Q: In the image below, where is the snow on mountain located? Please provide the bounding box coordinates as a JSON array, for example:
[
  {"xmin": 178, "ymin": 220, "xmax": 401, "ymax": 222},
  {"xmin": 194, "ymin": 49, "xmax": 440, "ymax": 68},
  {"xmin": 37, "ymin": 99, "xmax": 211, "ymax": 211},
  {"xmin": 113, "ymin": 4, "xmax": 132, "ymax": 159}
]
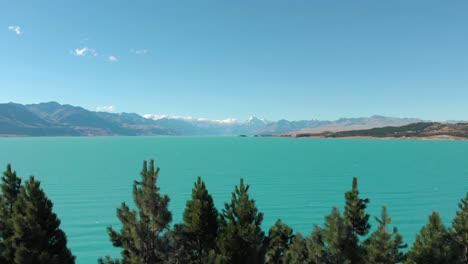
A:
[
  {"xmin": 0, "ymin": 102, "xmax": 426, "ymax": 136},
  {"xmin": 143, "ymin": 114, "xmax": 237, "ymax": 124}
]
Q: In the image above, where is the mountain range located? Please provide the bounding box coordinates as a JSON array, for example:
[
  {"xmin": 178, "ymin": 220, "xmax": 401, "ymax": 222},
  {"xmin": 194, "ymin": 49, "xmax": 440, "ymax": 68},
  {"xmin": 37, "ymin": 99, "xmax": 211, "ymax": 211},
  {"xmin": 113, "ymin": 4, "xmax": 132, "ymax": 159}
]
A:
[{"xmin": 0, "ymin": 102, "xmax": 423, "ymax": 137}]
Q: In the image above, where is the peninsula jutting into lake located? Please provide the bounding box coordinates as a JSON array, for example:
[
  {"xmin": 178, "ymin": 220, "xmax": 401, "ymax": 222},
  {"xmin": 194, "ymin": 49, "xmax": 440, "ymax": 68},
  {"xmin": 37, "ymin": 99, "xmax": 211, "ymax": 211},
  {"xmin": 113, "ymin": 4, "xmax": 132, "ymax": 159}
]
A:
[{"xmin": 275, "ymin": 122, "xmax": 468, "ymax": 140}]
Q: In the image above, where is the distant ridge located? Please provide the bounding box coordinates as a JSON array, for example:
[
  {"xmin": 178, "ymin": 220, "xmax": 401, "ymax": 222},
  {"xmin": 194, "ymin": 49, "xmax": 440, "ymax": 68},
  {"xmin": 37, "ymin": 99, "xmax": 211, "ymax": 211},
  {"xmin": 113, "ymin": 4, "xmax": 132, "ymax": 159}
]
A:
[
  {"xmin": 283, "ymin": 122, "xmax": 468, "ymax": 140},
  {"xmin": 0, "ymin": 101, "xmax": 424, "ymax": 137}
]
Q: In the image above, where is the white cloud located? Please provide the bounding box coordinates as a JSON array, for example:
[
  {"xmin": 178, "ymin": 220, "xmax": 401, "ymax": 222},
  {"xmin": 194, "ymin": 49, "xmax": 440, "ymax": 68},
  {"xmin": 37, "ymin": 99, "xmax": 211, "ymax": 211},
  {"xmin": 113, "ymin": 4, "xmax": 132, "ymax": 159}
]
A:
[
  {"xmin": 8, "ymin": 25, "xmax": 22, "ymax": 35},
  {"xmin": 143, "ymin": 114, "xmax": 237, "ymax": 124},
  {"xmin": 130, "ymin": 49, "xmax": 149, "ymax": 55},
  {"xmin": 108, "ymin": 55, "xmax": 118, "ymax": 62},
  {"xmin": 74, "ymin": 47, "xmax": 98, "ymax": 57},
  {"xmin": 96, "ymin": 106, "xmax": 117, "ymax": 112}
]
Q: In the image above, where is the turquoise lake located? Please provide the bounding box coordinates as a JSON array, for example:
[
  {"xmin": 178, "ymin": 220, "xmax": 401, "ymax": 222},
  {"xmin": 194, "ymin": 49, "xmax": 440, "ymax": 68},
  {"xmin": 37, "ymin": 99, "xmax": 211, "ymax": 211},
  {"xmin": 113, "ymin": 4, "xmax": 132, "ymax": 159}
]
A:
[{"xmin": 0, "ymin": 137, "xmax": 467, "ymax": 263}]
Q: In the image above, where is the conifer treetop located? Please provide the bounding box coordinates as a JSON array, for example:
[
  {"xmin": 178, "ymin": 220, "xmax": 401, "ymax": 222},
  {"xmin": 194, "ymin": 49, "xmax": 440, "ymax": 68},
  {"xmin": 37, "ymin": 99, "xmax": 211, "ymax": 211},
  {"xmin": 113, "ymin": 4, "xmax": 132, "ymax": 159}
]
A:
[{"xmin": 344, "ymin": 177, "xmax": 370, "ymax": 236}]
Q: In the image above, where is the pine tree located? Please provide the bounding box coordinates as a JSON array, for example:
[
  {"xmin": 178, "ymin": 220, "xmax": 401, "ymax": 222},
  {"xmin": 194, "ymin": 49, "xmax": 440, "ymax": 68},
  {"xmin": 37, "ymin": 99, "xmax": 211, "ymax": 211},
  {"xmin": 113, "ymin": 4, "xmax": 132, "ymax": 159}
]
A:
[
  {"xmin": 282, "ymin": 233, "xmax": 309, "ymax": 264},
  {"xmin": 0, "ymin": 164, "xmax": 22, "ymax": 262},
  {"xmin": 163, "ymin": 224, "xmax": 191, "ymax": 264},
  {"xmin": 343, "ymin": 177, "xmax": 370, "ymax": 263},
  {"xmin": 0, "ymin": 164, "xmax": 21, "ymax": 214},
  {"xmin": 177, "ymin": 176, "xmax": 218, "ymax": 264},
  {"xmin": 322, "ymin": 207, "xmax": 353, "ymax": 264},
  {"xmin": 105, "ymin": 160, "xmax": 172, "ymax": 264},
  {"xmin": 344, "ymin": 177, "xmax": 371, "ymax": 236},
  {"xmin": 215, "ymin": 178, "xmax": 265, "ymax": 264},
  {"xmin": 406, "ymin": 211, "xmax": 458, "ymax": 264},
  {"xmin": 364, "ymin": 206, "xmax": 406, "ymax": 264},
  {"xmin": 306, "ymin": 225, "xmax": 326, "ymax": 264},
  {"xmin": 98, "ymin": 256, "xmax": 121, "ymax": 264},
  {"xmin": 265, "ymin": 219, "xmax": 293, "ymax": 264},
  {"xmin": 10, "ymin": 176, "xmax": 75, "ymax": 264},
  {"xmin": 390, "ymin": 228, "xmax": 406, "ymax": 263},
  {"xmin": 451, "ymin": 192, "xmax": 468, "ymax": 263}
]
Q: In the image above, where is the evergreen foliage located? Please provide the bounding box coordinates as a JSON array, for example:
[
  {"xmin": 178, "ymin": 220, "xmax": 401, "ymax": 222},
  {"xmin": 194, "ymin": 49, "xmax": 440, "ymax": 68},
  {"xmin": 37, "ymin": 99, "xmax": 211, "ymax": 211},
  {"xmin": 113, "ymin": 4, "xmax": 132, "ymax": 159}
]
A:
[
  {"xmin": 364, "ymin": 206, "xmax": 406, "ymax": 264},
  {"xmin": 305, "ymin": 225, "xmax": 326, "ymax": 264},
  {"xmin": 451, "ymin": 193, "xmax": 468, "ymax": 263},
  {"xmin": 343, "ymin": 177, "xmax": 371, "ymax": 263},
  {"xmin": 344, "ymin": 177, "xmax": 371, "ymax": 236},
  {"xmin": 105, "ymin": 160, "xmax": 172, "ymax": 264},
  {"xmin": 406, "ymin": 212, "xmax": 459, "ymax": 264},
  {"xmin": 11, "ymin": 176, "xmax": 75, "ymax": 264},
  {"xmin": 163, "ymin": 224, "xmax": 191, "ymax": 264},
  {"xmin": 177, "ymin": 176, "xmax": 218, "ymax": 264},
  {"xmin": 265, "ymin": 219, "xmax": 293, "ymax": 264},
  {"xmin": 1, "ymin": 164, "xmax": 21, "ymax": 214},
  {"xmin": 0, "ymin": 164, "xmax": 22, "ymax": 262},
  {"xmin": 98, "ymin": 256, "xmax": 122, "ymax": 264},
  {"xmin": 282, "ymin": 233, "xmax": 308, "ymax": 264},
  {"xmin": 322, "ymin": 207, "xmax": 353, "ymax": 264},
  {"xmin": 214, "ymin": 178, "xmax": 265, "ymax": 264}
]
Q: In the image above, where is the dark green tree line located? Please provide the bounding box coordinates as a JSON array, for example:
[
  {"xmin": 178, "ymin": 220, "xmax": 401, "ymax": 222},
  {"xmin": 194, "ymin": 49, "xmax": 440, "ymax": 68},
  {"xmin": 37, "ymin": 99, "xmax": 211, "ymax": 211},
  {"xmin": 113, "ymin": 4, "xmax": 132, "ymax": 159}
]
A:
[
  {"xmin": 3, "ymin": 161, "xmax": 466, "ymax": 264},
  {"xmin": 101, "ymin": 162, "xmax": 468, "ymax": 263}
]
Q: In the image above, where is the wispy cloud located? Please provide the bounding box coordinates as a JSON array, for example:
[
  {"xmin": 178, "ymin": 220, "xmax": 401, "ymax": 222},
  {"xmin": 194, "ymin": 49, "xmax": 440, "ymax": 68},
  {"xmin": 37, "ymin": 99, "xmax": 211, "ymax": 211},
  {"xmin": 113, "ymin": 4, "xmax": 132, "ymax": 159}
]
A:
[
  {"xmin": 108, "ymin": 55, "xmax": 118, "ymax": 62},
  {"xmin": 130, "ymin": 49, "xmax": 149, "ymax": 55},
  {"xmin": 8, "ymin": 25, "xmax": 22, "ymax": 35},
  {"xmin": 143, "ymin": 114, "xmax": 237, "ymax": 124},
  {"xmin": 74, "ymin": 47, "xmax": 98, "ymax": 57},
  {"xmin": 96, "ymin": 106, "xmax": 117, "ymax": 112}
]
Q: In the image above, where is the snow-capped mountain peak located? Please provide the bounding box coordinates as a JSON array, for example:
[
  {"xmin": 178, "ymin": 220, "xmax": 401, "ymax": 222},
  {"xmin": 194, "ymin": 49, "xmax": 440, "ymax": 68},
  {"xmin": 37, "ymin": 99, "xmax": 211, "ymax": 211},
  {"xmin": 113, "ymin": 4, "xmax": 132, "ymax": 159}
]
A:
[{"xmin": 247, "ymin": 116, "xmax": 268, "ymax": 124}]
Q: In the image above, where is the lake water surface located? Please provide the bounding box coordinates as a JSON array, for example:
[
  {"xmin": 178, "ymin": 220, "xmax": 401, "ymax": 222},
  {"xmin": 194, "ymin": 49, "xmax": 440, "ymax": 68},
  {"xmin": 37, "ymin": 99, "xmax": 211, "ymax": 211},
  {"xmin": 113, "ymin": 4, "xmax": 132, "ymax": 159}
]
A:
[{"xmin": 0, "ymin": 137, "xmax": 467, "ymax": 263}]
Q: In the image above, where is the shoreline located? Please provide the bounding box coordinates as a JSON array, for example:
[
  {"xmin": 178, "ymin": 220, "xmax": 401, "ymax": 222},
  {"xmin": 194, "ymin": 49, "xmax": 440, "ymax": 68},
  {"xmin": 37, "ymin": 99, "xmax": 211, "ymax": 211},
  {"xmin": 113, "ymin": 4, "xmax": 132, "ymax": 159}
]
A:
[
  {"xmin": 1, "ymin": 134, "xmax": 467, "ymax": 141},
  {"xmin": 270, "ymin": 134, "xmax": 468, "ymax": 141}
]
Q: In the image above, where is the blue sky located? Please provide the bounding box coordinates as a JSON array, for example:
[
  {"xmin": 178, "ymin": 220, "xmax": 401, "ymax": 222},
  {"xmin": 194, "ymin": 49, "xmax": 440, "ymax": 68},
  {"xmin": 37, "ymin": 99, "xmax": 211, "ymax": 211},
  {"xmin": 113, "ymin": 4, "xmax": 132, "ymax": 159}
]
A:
[{"xmin": 1, "ymin": 1, "xmax": 467, "ymax": 121}]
